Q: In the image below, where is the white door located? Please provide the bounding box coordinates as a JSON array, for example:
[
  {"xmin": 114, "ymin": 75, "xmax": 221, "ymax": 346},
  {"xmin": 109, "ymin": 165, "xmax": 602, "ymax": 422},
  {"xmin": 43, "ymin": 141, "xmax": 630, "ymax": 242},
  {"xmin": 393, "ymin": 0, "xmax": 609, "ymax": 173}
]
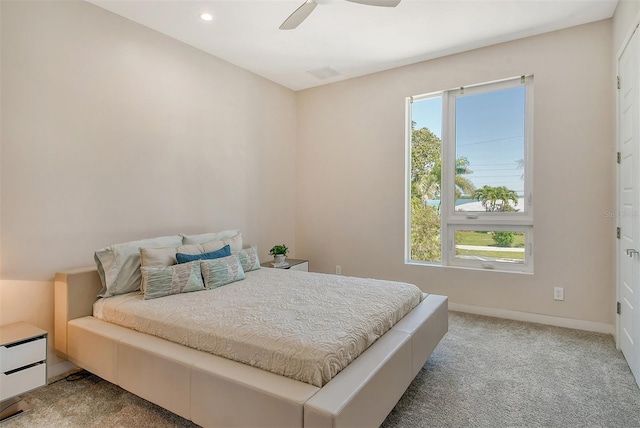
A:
[{"xmin": 618, "ymin": 23, "xmax": 640, "ymax": 386}]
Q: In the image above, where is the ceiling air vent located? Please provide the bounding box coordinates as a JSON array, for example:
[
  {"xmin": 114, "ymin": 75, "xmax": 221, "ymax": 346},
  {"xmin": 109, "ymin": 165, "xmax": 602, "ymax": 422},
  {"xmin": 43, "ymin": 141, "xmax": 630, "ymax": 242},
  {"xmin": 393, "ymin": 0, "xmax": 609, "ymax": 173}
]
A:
[{"xmin": 306, "ymin": 67, "xmax": 341, "ymax": 80}]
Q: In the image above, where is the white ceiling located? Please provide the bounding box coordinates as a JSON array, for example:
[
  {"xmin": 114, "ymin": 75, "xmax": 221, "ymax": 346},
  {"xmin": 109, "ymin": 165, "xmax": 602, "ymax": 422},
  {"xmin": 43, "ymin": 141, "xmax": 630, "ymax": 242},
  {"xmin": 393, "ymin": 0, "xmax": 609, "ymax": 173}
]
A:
[{"xmin": 87, "ymin": 0, "xmax": 618, "ymax": 91}]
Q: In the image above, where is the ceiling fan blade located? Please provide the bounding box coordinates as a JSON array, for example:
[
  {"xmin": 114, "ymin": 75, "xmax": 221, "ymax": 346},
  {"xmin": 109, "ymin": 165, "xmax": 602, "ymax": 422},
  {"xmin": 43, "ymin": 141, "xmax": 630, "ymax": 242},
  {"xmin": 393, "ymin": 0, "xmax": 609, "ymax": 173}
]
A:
[
  {"xmin": 345, "ymin": 0, "xmax": 401, "ymax": 7},
  {"xmin": 279, "ymin": 1, "xmax": 318, "ymax": 30}
]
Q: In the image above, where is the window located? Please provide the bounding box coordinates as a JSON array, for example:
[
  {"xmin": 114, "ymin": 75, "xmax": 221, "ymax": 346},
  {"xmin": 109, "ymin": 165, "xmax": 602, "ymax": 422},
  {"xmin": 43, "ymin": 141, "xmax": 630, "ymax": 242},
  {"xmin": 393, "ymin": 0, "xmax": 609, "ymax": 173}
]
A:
[{"xmin": 406, "ymin": 76, "xmax": 533, "ymax": 272}]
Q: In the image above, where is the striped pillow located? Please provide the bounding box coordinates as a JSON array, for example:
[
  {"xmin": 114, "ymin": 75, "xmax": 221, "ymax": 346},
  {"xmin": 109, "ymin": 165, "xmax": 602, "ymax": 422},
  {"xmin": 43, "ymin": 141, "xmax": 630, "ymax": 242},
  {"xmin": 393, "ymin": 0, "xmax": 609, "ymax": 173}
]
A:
[
  {"xmin": 200, "ymin": 255, "xmax": 245, "ymax": 289},
  {"xmin": 233, "ymin": 246, "xmax": 261, "ymax": 272},
  {"xmin": 141, "ymin": 261, "xmax": 205, "ymax": 300}
]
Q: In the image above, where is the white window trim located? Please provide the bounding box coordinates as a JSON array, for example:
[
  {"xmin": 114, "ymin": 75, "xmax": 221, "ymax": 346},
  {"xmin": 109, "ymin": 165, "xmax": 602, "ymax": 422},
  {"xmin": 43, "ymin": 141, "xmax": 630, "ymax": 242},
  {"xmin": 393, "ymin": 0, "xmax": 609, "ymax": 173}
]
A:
[
  {"xmin": 446, "ymin": 226, "xmax": 534, "ymax": 273},
  {"xmin": 405, "ymin": 75, "xmax": 534, "ymax": 273}
]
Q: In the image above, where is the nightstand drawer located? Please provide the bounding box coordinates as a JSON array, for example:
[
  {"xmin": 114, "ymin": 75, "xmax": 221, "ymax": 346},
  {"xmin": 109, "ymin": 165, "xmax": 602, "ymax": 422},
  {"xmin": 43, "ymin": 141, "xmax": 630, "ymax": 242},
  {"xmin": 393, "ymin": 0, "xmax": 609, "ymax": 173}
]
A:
[
  {"xmin": 0, "ymin": 362, "xmax": 46, "ymax": 401},
  {"xmin": 288, "ymin": 261, "xmax": 309, "ymax": 272},
  {"xmin": 0, "ymin": 337, "xmax": 47, "ymax": 372}
]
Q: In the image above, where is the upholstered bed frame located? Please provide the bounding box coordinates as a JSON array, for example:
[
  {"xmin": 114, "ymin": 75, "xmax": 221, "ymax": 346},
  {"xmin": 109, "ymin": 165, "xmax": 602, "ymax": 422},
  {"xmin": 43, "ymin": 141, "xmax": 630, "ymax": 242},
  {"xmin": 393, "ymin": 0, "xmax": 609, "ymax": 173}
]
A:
[{"xmin": 54, "ymin": 267, "xmax": 448, "ymax": 427}]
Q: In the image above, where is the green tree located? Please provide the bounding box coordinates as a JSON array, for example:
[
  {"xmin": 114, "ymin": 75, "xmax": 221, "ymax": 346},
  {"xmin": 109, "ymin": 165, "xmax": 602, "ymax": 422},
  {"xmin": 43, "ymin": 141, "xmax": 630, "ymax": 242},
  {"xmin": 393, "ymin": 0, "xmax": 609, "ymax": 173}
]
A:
[
  {"xmin": 473, "ymin": 185, "xmax": 519, "ymax": 212},
  {"xmin": 410, "ymin": 197, "xmax": 441, "ymax": 262},
  {"xmin": 410, "ymin": 123, "xmax": 441, "ymax": 201},
  {"xmin": 410, "ymin": 122, "xmax": 475, "ymax": 203},
  {"xmin": 409, "ymin": 123, "xmax": 476, "ymax": 262},
  {"xmin": 409, "ymin": 123, "xmax": 442, "ymax": 262},
  {"xmin": 492, "ymin": 231, "xmax": 515, "ymax": 247}
]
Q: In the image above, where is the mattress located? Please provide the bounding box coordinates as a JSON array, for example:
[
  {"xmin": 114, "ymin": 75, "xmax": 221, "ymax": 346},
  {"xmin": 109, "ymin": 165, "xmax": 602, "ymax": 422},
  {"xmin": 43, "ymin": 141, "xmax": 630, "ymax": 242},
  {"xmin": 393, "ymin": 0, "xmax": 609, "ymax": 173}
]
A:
[{"xmin": 93, "ymin": 268, "xmax": 423, "ymax": 387}]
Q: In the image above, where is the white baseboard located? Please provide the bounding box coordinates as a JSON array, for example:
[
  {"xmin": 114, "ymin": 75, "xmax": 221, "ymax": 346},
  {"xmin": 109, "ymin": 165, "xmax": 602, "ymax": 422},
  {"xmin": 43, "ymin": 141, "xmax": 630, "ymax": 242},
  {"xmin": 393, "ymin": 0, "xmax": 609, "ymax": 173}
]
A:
[
  {"xmin": 48, "ymin": 360, "xmax": 77, "ymax": 381},
  {"xmin": 449, "ymin": 302, "xmax": 615, "ymax": 335}
]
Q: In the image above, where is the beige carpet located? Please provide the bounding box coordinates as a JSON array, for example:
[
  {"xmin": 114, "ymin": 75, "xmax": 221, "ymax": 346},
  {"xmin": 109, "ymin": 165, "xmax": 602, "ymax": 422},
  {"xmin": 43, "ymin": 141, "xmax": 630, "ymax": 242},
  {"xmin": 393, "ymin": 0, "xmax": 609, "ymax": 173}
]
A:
[{"xmin": 3, "ymin": 311, "xmax": 640, "ymax": 428}]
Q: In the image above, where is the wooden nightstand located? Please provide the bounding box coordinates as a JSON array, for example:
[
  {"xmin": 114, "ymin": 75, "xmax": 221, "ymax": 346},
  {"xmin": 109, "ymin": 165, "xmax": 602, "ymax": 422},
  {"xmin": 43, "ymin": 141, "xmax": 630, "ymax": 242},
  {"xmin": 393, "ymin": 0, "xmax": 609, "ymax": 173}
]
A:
[
  {"xmin": 261, "ymin": 258, "xmax": 309, "ymax": 272},
  {"xmin": 0, "ymin": 322, "xmax": 48, "ymax": 421}
]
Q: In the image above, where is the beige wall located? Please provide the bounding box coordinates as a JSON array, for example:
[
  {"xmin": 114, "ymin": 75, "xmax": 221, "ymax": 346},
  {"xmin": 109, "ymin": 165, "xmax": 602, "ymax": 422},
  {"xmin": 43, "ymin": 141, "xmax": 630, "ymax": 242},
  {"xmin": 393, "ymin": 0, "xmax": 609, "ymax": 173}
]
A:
[
  {"xmin": 0, "ymin": 0, "xmax": 297, "ymax": 375},
  {"xmin": 296, "ymin": 20, "xmax": 615, "ymax": 326}
]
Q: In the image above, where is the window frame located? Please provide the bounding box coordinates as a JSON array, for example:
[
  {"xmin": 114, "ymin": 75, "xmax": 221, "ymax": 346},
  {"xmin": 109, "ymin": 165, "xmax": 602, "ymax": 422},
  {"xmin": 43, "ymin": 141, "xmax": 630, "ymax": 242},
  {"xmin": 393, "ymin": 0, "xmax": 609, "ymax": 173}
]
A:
[
  {"xmin": 405, "ymin": 75, "xmax": 534, "ymax": 273},
  {"xmin": 447, "ymin": 225, "xmax": 534, "ymax": 272}
]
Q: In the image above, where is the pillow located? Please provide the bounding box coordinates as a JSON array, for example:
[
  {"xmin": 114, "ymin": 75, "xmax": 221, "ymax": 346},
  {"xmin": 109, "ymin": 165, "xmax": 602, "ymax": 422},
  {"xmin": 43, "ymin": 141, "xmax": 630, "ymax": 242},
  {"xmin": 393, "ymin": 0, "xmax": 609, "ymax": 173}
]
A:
[
  {"xmin": 95, "ymin": 235, "xmax": 183, "ymax": 297},
  {"xmin": 181, "ymin": 229, "xmax": 240, "ymax": 245},
  {"xmin": 233, "ymin": 247, "xmax": 261, "ymax": 272},
  {"xmin": 140, "ymin": 247, "xmax": 178, "ymax": 268},
  {"xmin": 204, "ymin": 233, "xmax": 243, "ymax": 252},
  {"xmin": 200, "ymin": 255, "xmax": 245, "ymax": 289},
  {"xmin": 177, "ymin": 233, "xmax": 243, "ymax": 254},
  {"xmin": 140, "ymin": 234, "xmax": 242, "ymax": 267},
  {"xmin": 138, "ymin": 236, "xmax": 242, "ymax": 294},
  {"xmin": 141, "ymin": 261, "xmax": 205, "ymax": 300},
  {"xmin": 139, "ymin": 246, "xmax": 180, "ymax": 294},
  {"xmin": 176, "ymin": 245, "xmax": 231, "ymax": 264}
]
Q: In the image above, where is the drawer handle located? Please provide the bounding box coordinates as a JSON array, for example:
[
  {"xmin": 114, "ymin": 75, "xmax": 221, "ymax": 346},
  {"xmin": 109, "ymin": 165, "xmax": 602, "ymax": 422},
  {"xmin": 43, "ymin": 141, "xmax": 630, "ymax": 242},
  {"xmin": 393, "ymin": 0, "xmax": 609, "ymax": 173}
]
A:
[
  {"xmin": 4, "ymin": 361, "xmax": 44, "ymax": 376},
  {"xmin": 5, "ymin": 336, "xmax": 45, "ymax": 348}
]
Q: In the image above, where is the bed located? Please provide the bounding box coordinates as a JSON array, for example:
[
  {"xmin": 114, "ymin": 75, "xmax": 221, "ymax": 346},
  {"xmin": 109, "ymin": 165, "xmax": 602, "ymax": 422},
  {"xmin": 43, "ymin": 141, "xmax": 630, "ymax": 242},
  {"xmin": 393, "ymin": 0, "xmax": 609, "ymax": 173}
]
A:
[{"xmin": 53, "ymin": 234, "xmax": 448, "ymax": 427}]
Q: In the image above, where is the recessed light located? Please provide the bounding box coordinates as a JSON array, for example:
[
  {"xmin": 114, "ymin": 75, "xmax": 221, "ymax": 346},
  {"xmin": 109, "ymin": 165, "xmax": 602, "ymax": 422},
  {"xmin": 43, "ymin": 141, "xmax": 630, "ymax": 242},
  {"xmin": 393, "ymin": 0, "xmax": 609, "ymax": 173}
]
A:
[{"xmin": 200, "ymin": 13, "xmax": 213, "ymax": 21}]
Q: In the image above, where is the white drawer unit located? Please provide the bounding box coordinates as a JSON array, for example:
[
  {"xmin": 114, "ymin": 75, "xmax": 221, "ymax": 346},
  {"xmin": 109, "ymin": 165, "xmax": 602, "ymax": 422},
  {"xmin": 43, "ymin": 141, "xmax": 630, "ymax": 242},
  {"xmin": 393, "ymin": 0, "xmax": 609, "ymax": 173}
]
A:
[
  {"xmin": 0, "ymin": 323, "xmax": 47, "ymax": 403},
  {"xmin": 0, "ymin": 363, "xmax": 47, "ymax": 401}
]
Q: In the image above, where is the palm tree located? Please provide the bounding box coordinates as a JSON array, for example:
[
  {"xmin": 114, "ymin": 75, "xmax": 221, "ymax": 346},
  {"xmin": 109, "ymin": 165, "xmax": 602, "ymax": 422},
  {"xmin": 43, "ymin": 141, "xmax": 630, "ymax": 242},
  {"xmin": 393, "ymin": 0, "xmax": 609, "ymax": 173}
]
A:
[
  {"xmin": 414, "ymin": 157, "xmax": 475, "ymax": 206},
  {"xmin": 454, "ymin": 157, "xmax": 475, "ymax": 200},
  {"xmin": 473, "ymin": 185, "xmax": 519, "ymax": 212},
  {"xmin": 516, "ymin": 158, "xmax": 524, "ymax": 180},
  {"xmin": 410, "ymin": 123, "xmax": 476, "ymax": 204}
]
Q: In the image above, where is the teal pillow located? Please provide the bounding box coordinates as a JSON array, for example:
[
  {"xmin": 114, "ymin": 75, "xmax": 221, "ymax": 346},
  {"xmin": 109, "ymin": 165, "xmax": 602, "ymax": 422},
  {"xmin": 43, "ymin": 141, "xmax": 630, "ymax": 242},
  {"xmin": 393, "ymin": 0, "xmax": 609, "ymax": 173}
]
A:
[
  {"xmin": 141, "ymin": 261, "xmax": 205, "ymax": 300},
  {"xmin": 200, "ymin": 255, "xmax": 245, "ymax": 289},
  {"xmin": 176, "ymin": 245, "xmax": 231, "ymax": 264},
  {"xmin": 233, "ymin": 247, "xmax": 261, "ymax": 272}
]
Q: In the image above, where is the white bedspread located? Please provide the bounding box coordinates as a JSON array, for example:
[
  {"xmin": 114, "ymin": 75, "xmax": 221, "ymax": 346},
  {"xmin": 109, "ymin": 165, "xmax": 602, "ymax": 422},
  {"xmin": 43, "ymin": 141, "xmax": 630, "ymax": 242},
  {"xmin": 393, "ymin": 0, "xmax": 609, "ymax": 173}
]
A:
[{"xmin": 93, "ymin": 268, "xmax": 422, "ymax": 387}]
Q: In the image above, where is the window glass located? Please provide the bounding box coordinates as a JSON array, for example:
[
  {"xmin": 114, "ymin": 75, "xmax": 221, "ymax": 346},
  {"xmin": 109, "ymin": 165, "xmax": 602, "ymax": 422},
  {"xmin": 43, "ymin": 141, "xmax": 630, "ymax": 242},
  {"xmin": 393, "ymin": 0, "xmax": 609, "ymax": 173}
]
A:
[
  {"xmin": 454, "ymin": 86, "xmax": 526, "ymax": 213},
  {"xmin": 453, "ymin": 229, "xmax": 526, "ymax": 265}
]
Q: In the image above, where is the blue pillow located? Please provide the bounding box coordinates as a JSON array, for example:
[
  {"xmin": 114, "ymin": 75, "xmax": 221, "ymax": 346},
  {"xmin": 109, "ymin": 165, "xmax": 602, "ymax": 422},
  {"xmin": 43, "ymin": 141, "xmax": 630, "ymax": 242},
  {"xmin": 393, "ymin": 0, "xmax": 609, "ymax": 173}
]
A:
[{"xmin": 176, "ymin": 245, "xmax": 231, "ymax": 264}]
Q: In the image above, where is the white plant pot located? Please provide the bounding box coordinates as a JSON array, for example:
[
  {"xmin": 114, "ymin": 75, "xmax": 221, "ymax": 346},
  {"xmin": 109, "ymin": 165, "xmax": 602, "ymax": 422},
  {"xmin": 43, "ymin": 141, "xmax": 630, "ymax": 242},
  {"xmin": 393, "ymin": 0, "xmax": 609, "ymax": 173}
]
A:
[{"xmin": 274, "ymin": 254, "xmax": 286, "ymax": 265}]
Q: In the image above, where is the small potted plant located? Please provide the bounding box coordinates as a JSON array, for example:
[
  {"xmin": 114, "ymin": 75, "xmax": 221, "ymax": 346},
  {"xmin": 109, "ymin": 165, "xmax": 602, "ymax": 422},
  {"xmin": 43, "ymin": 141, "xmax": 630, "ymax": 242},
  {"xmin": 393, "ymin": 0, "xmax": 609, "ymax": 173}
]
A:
[{"xmin": 269, "ymin": 244, "xmax": 289, "ymax": 267}]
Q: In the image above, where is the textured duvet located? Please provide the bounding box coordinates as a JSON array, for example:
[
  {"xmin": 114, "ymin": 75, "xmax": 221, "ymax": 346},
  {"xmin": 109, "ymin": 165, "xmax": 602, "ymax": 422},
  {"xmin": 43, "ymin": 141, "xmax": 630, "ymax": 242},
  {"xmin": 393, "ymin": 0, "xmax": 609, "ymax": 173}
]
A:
[{"xmin": 93, "ymin": 268, "xmax": 423, "ymax": 387}]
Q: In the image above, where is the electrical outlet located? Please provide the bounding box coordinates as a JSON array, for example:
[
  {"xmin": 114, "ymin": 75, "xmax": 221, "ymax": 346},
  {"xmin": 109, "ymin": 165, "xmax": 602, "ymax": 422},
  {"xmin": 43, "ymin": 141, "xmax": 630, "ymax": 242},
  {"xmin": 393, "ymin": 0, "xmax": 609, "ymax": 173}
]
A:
[
  {"xmin": 336, "ymin": 265, "xmax": 342, "ymax": 275},
  {"xmin": 554, "ymin": 287, "xmax": 564, "ymax": 301}
]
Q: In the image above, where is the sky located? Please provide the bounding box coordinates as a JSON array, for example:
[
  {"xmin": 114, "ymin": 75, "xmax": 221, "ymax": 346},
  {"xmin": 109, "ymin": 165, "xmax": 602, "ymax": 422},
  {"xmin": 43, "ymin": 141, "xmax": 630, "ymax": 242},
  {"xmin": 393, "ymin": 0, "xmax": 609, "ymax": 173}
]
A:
[{"xmin": 412, "ymin": 86, "xmax": 526, "ymax": 197}]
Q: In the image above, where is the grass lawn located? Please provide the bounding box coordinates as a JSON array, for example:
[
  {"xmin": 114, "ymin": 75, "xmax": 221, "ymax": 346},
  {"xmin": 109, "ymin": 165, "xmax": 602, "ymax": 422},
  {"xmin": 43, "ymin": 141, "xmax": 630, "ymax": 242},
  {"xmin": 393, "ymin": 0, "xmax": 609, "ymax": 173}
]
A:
[
  {"xmin": 456, "ymin": 230, "xmax": 525, "ymax": 260},
  {"xmin": 456, "ymin": 230, "xmax": 525, "ymax": 247}
]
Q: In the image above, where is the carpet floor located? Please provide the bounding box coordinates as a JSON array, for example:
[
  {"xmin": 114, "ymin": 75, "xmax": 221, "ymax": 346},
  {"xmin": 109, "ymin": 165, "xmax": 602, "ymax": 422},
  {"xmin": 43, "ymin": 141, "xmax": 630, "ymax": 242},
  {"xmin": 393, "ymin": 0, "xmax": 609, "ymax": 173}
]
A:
[{"xmin": 3, "ymin": 311, "xmax": 639, "ymax": 428}]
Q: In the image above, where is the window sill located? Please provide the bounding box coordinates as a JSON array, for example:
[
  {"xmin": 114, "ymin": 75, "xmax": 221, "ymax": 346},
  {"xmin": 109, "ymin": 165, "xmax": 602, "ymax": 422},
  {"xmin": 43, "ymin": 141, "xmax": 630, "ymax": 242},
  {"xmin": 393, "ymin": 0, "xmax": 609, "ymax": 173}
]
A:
[{"xmin": 405, "ymin": 260, "xmax": 534, "ymax": 275}]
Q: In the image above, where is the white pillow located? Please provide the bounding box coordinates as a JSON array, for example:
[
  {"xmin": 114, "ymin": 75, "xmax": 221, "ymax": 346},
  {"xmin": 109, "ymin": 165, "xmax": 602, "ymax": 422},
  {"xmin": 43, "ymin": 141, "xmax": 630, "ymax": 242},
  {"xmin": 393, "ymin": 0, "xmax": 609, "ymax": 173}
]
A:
[
  {"xmin": 140, "ymin": 247, "xmax": 178, "ymax": 268},
  {"xmin": 95, "ymin": 235, "xmax": 183, "ymax": 297},
  {"xmin": 181, "ymin": 229, "xmax": 240, "ymax": 245},
  {"xmin": 178, "ymin": 233, "xmax": 243, "ymax": 253}
]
